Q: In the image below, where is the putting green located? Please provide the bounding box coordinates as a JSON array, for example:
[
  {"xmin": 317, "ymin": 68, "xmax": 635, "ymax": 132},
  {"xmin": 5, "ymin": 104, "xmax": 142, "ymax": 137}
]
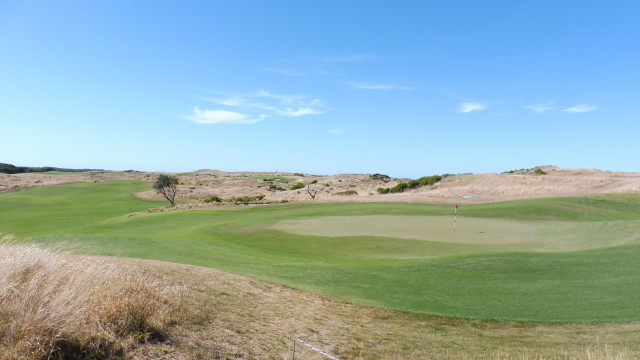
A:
[{"xmin": 273, "ymin": 215, "xmax": 640, "ymax": 252}]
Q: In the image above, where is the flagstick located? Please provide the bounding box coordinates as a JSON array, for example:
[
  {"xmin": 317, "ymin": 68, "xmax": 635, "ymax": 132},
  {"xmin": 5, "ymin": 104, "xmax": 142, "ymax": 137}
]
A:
[{"xmin": 454, "ymin": 204, "xmax": 457, "ymax": 232}]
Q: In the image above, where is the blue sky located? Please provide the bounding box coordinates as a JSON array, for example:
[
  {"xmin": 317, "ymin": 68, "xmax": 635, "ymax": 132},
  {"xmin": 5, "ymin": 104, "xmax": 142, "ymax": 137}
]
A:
[{"xmin": 1, "ymin": 1, "xmax": 638, "ymax": 178}]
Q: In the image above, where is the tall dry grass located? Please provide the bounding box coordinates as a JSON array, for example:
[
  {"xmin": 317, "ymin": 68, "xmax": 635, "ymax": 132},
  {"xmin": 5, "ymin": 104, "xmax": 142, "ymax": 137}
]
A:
[{"xmin": 0, "ymin": 242, "xmax": 179, "ymax": 360}]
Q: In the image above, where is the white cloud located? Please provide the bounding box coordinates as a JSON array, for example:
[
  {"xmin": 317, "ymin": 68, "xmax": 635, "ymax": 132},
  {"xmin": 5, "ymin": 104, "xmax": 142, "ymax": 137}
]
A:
[
  {"xmin": 459, "ymin": 102, "xmax": 487, "ymax": 113},
  {"xmin": 326, "ymin": 128, "xmax": 343, "ymax": 134},
  {"xmin": 185, "ymin": 107, "xmax": 265, "ymax": 124},
  {"xmin": 563, "ymin": 104, "xmax": 597, "ymax": 113},
  {"xmin": 524, "ymin": 103, "xmax": 555, "ymax": 113},
  {"xmin": 192, "ymin": 90, "xmax": 326, "ymax": 124},
  {"xmin": 347, "ymin": 82, "xmax": 412, "ymax": 91},
  {"xmin": 277, "ymin": 107, "xmax": 323, "ymax": 117}
]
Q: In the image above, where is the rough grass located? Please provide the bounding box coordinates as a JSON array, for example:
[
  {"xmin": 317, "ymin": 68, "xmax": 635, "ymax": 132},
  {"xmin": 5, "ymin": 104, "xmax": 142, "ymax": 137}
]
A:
[
  {"xmin": 0, "ymin": 242, "xmax": 179, "ymax": 360},
  {"xmin": 139, "ymin": 258, "xmax": 640, "ymax": 359}
]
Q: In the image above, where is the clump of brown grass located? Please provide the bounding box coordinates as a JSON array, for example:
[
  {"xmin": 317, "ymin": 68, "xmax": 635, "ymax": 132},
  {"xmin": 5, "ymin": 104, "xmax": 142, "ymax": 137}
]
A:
[{"xmin": 0, "ymin": 243, "xmax": 179, "ymax": 360}]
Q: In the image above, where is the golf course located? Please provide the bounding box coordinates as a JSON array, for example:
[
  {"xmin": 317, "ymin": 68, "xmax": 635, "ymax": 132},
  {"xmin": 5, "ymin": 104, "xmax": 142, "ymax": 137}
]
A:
[{"xmin": 2, "ymin": 179, "xmax": 639, "ymax": 324}]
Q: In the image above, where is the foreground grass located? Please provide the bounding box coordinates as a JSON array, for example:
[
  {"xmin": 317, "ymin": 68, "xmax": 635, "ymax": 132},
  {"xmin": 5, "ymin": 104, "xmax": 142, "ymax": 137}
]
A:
[
  {"xmin": 139, "ymin": 257, "xmax": 640, "ymax": 359},
  {"xmin": 0, "ymin": 242, "xmax": 179, "ymax": 359},
  {"xmin": 1, "ymin": 182, "xmax": 640, "ymax": 322},
  {"xmin": 1, "ymin": 243, "xmax": 636, "ymax": 359}
]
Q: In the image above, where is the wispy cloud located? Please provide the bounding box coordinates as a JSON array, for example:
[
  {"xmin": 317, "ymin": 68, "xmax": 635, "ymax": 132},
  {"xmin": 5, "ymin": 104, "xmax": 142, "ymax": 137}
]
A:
[
  {"xmin": 563, "ymin": 104, "xmax": 597, "ymax": 113},
  {"xmin": 190, "ymin": 90, "xmax": 326, "ymax": 124},
  {"xmin": 185, "ymin": 107, "xmax": 266, "ymax": 124},
  {"xmin": 347, "ymin": 82, "xmax": 412, "ymax": 91},
  {"xmin": 325, "ymin": 128, "xmax": 343, "ymax": 134},
  {"xmin": 459, "ymin": 102, "xmax": 487, "ymax": 113},
  {"xmin": 277, "ymin": 107, "xmax": 323, "ymax": 117},
  {"xmin": 524, "ymin": 103, "xmax": 555, "ymax": 113}
]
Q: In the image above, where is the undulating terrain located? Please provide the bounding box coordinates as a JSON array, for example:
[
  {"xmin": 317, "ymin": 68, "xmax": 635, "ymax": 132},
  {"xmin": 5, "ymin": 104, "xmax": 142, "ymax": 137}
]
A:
[{"xmin": 1, "ymin": 166, "xmax": 639, "ymax": 359}]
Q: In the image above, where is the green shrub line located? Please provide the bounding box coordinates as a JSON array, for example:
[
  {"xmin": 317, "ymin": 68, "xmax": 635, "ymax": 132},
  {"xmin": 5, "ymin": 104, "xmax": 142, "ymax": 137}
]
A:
[
  {"xmin": 377, "ymin": 175, "xmax": 443, "ymax": 194},
  {"xmin": 0, "ymin": 162, "xmax": 101, "ymax": 174},
  {"xmin": 203, "ymin": 195, "xmax": 223, "ymax": 203},
  {"xmin": 204, "ymin": 194, "xmax": 265, "ymax": 204}
]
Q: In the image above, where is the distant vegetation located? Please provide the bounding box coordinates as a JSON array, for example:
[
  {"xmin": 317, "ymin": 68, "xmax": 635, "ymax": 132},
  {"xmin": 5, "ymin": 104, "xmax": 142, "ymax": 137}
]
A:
[
  {"xmin": 377, "ymin": 175, "xmax": 443, "ymax": 194},
  {"xmin": 249, "ymin": 175, "xmax": 295, "ymax": 183},
  {"xmin": 370, "ymin": 173, "xmax": 391, "ymax": 182},
  {"xmin": 290, "ymin": 182, "xmax": 306, "ymax": 190},
  {"xmin": 502, "ymin": 166, "xmax": 551, "ymax": 175},
  {"xmin": 232, "ymin": 194, "xmax": 266, "ymax": 204},
  {"xmin": 0, "ymin": 163, "xmax": 101, "ymax": 174},
  {"xmin": 204, "ymin": 194, "xmax": 266, "ymax": 204},
  {"xmin": 203, "ymin": 195, "xmax": 223, "ymax": 203}
]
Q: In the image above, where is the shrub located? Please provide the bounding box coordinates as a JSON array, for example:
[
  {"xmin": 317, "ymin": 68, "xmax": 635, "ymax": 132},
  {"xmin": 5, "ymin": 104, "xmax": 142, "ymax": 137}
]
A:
[
  {"xmin": 377, "ymin": 175, "xmax": 443, "ymax": 194},
  {"xmin": 268, "ymin": 184, "xmax": 286, "ymax": 191},
  {"xmin": 336, "ymin": 190, "xmax": 358, "ymax": 196},
  {"xmin": 204, "ymin": 195, "xmax": 223, "ymax": 203},
  {"xmin": 290, "ymin": 182, "xmax": 306, "ymax": 190},
  {"xmin": 231, "ymin": 194, "xmax": 266, "ymax": 204},
  {"xmin": 370, "ymin": 173, "xmax": 391, "ymax": 182},
  {"xmin": 534, "ymin": 168, "xmax": 547, "ymax": 175}
]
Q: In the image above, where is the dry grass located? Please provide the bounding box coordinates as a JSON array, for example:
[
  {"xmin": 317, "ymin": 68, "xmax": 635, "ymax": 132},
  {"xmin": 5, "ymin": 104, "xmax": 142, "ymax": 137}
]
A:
[
  {"xmin": 125, "ymin": 259, "xmax": 639, "ymax": 360},
  {"xmin": 0, "ymin": 242, "xmax": 180, "ymax": 360},
  {"xmin": 1, "ymin": 242, "xmax": 637, "ymax": 359}
]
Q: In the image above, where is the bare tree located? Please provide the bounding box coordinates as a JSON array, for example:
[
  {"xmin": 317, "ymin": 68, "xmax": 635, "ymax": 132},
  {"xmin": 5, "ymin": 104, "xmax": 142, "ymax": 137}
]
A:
[
  {"xmin": 153, "ymin": 174, "xmax": 179, "ymax": 206},
  {"xmin": 307, "ymin": 184, "xmax": 318, "ymax": 200}
]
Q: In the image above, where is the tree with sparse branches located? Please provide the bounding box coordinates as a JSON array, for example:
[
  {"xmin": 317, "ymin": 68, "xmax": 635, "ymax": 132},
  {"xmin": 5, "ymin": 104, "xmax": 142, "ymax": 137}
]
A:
[
  {"xmin": 307, "ymin": 184, "xmax": 318, "ymax": 200},
  {"xmin": 153, "ymin": 174, "xmax": 179, "ymax": 206}
]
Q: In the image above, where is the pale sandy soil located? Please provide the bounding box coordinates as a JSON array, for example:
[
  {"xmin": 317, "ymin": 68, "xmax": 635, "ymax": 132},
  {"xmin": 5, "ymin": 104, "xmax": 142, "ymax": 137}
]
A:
[{"xmin": 3, "ymin": 166, "xmax": 639, "ymax": 206}]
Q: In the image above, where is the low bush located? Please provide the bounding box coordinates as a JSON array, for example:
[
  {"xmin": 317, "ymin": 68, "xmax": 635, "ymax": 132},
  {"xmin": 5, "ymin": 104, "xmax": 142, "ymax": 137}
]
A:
[
  {"xmin": 204, "ymin": 195, "xmax": 223, "ymax": 203},
  {"xmin": 290, "ymin": 183, "xmax": 306, "ymax": 190},
  {"xmin": 377, "ymin": 175, "xmax": 442, "ymax": 194},
  {"xmin": 232, "ymin": 194, "xmax": 266, "ymax": 204},
  {"xmin": 336, "ymin": 190, "xmax": 358, "ymax": 196},
  {"xmin": 370, "ymin": 173, "xmax": 391, "ymax": 182}
]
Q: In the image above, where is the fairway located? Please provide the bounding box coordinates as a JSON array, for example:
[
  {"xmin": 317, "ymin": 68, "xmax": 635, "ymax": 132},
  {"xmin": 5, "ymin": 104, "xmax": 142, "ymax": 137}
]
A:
[
  {"xmin": 1, "ymin": 181, "xmax": 640, "ymax": 322},
  {"xmin": 273, "ymin": 215, "xmax": 640, "ymax": 252}
]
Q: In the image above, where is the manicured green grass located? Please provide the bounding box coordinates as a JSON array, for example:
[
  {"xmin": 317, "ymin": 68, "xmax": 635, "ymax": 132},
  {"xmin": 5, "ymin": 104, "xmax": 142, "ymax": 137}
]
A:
[{"xmin": 1, "ymin": 181, "xmax": 639, "ymax": 322}]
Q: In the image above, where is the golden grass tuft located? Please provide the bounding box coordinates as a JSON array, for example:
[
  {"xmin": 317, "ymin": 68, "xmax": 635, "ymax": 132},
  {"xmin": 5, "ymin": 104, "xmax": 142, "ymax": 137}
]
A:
[{"xmin": 0, "ymin": 243, "xmax": 179, "ymax": 359}]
